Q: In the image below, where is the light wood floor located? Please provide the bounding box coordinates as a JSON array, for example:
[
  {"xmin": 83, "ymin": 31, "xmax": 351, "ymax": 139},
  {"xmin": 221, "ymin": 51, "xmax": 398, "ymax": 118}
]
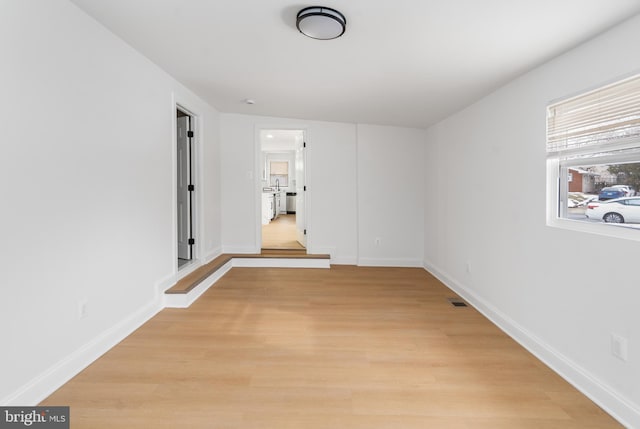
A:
[
  {"xmin": 262, "ymin": 214, "xmax": 304, "ymax": 250},
  {"xmin": 41, "ymin": 266, "xmax": 621, "ymax": 428},
  {"xmin": 167, "ymin": 251, "xmax": 329, "ymax": 294}
]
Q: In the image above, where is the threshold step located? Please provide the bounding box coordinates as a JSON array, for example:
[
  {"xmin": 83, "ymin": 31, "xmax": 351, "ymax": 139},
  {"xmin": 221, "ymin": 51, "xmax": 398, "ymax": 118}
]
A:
[
  {"xmin": 165, "ymin": 252, "xmax": 330, "ymax": 295},
  {"xmin": 234, "ymin": 251, "xmax": 329, "ymax": 259},
  {"xmin": 165, "ymin": 254, "xmax": 232, "ymax": 294}
]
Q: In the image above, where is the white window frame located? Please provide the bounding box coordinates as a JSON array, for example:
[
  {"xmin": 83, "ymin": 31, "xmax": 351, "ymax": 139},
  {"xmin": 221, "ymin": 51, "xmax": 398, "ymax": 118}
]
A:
[{"xmin": 546, "ymin": 73, "xmax": 640, "ymax": 241}]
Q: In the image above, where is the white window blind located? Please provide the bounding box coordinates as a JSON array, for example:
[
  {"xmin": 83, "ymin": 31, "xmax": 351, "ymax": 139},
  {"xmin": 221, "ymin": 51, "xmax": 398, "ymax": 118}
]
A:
[
  {"xmin": 547, "ymin": 74, "xmax": 640, "ymax": 153},
  {"xmin": 270, "ymin": 161, "xmax": 288, "ymax": 175}
]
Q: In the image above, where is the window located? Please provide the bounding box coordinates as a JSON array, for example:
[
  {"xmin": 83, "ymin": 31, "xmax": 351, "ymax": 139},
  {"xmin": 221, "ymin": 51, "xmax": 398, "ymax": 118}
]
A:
[
  {"xmin": 547, "ymin": 73, "xmax": 640, "ymax": 235},
  {"xmin": 269, "ymin": 161, "xmax": 288, "ymax": 187}
]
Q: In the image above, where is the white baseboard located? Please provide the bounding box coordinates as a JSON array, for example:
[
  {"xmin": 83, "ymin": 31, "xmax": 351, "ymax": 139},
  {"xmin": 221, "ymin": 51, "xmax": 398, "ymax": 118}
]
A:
[
  {"xmin": 221, "ymin": 245, "xmax": 258, "ymax": 254},
  {"xmin": 155, "ymin": 272, "xmax": 177, "ymax": 295},
  {"xmin": 202, "ymin": 246, "xmax": 222, "ymax": 264},
  {"xmin": 311, "ymin": 246, "xmax": 334, "ymax": 256},
  {"xmin": 422, "ymin": 259, "xmax": 640, "ymax": 429},
  {"xmin": 2, "ymin": 297, "xmax": 163, "ymax": 406},
  {"xmin": 232, "ymin": 258, "xmax": 330, "ymax": 269},
  {"xmin": 358, "ymin": 257, "xmax": 423, "ymax": 267},
  {"xmin": 293, "ymin": 246, "xmax": 357, "ymax": 265},
  {"xmin": 330, "ymin": 256, "xmax": 357, "ymax": 265}
]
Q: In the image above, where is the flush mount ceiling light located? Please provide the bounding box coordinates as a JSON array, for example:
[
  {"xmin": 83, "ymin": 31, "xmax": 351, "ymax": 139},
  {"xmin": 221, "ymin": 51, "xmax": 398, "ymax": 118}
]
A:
[{"xmin": 296, "ymin": 6, "xmax": 346, "ymax": 40}]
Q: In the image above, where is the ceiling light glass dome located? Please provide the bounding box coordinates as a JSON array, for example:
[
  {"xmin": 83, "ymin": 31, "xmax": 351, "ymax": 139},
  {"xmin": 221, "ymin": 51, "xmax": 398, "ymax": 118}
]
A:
[{"xmin": 296, "ymin": 7, "xmax": 346, "ymax": 40}]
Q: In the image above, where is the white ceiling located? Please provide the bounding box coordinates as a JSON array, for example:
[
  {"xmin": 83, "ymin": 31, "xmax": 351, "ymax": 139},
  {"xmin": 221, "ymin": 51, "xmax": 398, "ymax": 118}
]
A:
[{"xmin": 70, "ymin": 0, "xmax": 640, "ymax": 129}]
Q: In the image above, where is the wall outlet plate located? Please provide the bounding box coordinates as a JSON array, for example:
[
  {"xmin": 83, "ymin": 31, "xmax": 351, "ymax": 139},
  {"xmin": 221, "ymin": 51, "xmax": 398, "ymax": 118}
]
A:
[{"xmin": 611, "ymin": 333, "xmax": 628, "ymax": 361}]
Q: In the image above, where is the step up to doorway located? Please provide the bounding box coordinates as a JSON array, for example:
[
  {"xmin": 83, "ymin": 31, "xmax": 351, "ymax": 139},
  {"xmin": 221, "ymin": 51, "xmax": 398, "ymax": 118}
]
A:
[{"xmin": 164, "ymin": 251, "xmax": 330, "ymax": 308}]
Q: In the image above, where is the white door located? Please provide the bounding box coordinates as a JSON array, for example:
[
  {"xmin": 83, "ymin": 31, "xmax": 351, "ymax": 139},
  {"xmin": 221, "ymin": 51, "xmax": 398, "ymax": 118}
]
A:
[
  {"xmin": 177, "ymin": 116, "xmax": 191, "ymax": 259},
  {"xmin": 295, "ymin": 139, "xmax": 306, "ymax": 247}
]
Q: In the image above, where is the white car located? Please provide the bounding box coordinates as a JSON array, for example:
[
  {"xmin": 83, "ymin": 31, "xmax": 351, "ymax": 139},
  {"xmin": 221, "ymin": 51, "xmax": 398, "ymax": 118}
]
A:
[
  {"xmin": 586, "ymin": 197, "xmax": 640, "ymax": 223},
  {"xmin": 610, "ymin": 185, "xmax": 636, "ymax": 197}
]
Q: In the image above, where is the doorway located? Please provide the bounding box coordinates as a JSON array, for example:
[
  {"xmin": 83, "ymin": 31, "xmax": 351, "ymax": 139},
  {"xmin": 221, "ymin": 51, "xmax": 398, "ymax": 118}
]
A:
[
  {"xmin": 259, "ymin": 129, "xmax": 306, "ymax": 251},
  {"xmin": 177, "ymin": 108, "xmax": 195, "ymax": 269}
]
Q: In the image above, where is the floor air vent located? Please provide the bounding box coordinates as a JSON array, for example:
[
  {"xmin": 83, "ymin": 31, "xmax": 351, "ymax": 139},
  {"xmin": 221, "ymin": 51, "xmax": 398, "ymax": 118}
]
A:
[{"xmin": 448, "ymin": 297, "xmax": 468, "ymax": 307}]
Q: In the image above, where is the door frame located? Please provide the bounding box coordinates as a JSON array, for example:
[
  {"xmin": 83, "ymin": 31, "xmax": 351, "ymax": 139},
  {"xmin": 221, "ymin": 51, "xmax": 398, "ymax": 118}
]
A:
[
  {"xmin": 254, "ymin": 126, "xmax": 310, "ymax": 253},
  {"xmin": 174, "ymin": 101, "xmax": 201, "ymax": 276},
  {"xmin": 176, "ymin": 114, "xmax": 192, "ymax": 261}
]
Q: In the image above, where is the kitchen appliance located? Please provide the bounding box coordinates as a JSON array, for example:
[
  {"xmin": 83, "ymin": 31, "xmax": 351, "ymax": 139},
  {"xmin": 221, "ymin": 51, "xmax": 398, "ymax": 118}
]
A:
[{"xmin": 286, "ymin": 192, "xmax": 296, "ymax": 214}]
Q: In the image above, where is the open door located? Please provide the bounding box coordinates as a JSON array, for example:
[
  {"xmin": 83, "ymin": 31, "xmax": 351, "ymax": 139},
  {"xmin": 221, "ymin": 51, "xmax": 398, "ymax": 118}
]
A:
[
  {"xmin": 295, "ymin": 138, "xmax": 306, "ymax": 247},
  {"xmin": 259, "ymin": 129, "xmax": 306, "ymax": 251},
  {"xmin": 176, "ymin": 113, "xmax": 193, "ymax": 263}
]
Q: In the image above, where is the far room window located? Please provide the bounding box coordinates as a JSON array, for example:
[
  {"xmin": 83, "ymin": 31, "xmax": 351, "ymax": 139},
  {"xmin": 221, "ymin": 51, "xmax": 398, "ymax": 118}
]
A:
[
  {"xmin": 269, "ymin": 161, "xmax": 288, "ymax": 187},
  {"xmin": 547, "ymin": 73, "xmax": 640, "ymax": 236}
]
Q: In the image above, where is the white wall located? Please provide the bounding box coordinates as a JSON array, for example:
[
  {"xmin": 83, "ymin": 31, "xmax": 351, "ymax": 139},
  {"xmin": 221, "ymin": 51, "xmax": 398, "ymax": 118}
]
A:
[
  {"xmin": 424, "ymin": 14, "xmax": 640, "ymax": 427},
  {"xmin": 357, "ymin": 124, "xmax": 425, "ymax": 266},
  {"xmin": 0, "ymin": 0, "xmax": 221, "ymax": 404},
  {"xmin": 220, "ymin": 114, "xmax": 359, "ymax": 262},
  {"xmin": 220, "ymin": 115, "xmax": 427, "ymax": 265}
]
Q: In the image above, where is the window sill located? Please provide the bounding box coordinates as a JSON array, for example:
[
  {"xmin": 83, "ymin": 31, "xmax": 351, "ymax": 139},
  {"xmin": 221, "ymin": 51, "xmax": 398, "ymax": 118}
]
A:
[{"xmin": 546, "ymin": 215, "xmax": 640, "ymax": 242}]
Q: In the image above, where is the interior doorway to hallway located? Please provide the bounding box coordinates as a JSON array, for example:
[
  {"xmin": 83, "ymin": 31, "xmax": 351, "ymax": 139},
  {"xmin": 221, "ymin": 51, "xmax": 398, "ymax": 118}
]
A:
[
  {"xmin": 177, "ymin": 108, "xmax": 195, "ymax": 269},
  {"xmin": 262, "ymin": 214, "xmax": 303, "ymax": 249},
  {"xmin": 259, "ymin": 129, "xmax": 306, "ymax": 251}
]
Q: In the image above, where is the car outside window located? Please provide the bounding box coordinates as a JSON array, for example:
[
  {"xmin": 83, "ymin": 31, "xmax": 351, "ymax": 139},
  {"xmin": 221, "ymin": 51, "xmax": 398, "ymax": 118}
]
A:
[{"xmin": 547, "ymin": 73, "xmax": 640, "ymax": 238}]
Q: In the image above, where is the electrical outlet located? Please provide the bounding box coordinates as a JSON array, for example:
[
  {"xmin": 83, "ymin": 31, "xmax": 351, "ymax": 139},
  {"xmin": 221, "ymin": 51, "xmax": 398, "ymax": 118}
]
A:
[
  {"xmin": 78, "ymin": 300, "xmax": 88, "ymax": 320},
  {"xmin": 466, "ymin": 261, "xmax": 472, "ymax": 274},
  {"xmin": 374, "ymin": 237, "xmax": 381, "ymax": 246},
  {"xmin": 611, "ymin": 333, "xmax": 628, "ymax": 361}
]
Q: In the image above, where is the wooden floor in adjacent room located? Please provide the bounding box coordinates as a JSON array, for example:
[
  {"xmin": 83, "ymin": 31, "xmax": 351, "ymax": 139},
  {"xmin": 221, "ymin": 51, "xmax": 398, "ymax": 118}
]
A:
[
  {"xmin": 41, "ymin": 266, "xmax": 621, "ymax": 428},
  {"xmin": 262, "ymin": 214, "xmax": 304, "ymax": 250}
]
